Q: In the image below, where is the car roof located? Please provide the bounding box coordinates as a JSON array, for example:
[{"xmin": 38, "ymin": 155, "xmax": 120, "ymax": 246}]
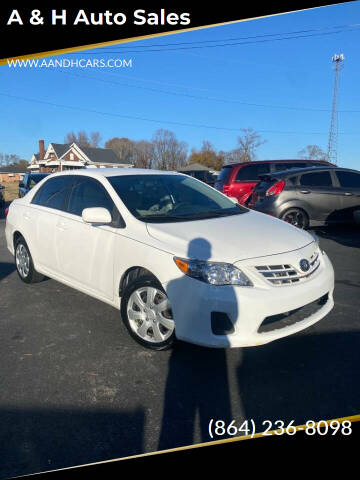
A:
[
  {"xmin": 261, "ymin": 166, "xmax": 359, "ymax": 178},
  {"xmin": 222, "ymin": 159, "xmax": 332, "ymax": 168},
  {"xmin": 44, "ymin": 168, "xmax": 183, "ymax": 180}
]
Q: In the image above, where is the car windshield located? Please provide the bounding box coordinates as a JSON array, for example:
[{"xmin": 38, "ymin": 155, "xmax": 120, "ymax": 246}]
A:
[{"xmin": 108, "ymin": 174, "xmax": 248, "ymax": 223}]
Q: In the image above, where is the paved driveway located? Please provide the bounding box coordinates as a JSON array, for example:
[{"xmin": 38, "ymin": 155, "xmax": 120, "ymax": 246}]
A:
[{"xmin": 0, "ymin": 217, "xmax": 359, "ymax": 478}]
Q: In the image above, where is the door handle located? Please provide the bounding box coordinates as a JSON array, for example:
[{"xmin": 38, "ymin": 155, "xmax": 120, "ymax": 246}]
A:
[
  {"xmin": 344, "ymin": 192, "xmax": 353, "ymax": 196},
  {"xmin": 300, "ymin": 190, "xmax": 310, "ymax": 194},
  {"xmin": 56, "ymin": 221, "xmax": 67, "ymax": 231}
]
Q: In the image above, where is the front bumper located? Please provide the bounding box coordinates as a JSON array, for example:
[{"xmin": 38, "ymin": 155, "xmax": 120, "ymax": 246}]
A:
[{"xmin": 164, "ymin": 244, "xmax": 334, "ymax": 348}]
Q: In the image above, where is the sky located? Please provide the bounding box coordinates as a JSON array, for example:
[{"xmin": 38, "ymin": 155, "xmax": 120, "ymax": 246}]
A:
[{"xmin": 0, "ymin": 2, "xmax": 359, "ymax": 169}]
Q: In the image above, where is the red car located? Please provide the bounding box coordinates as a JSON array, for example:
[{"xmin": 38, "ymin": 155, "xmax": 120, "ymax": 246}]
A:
[{"xmin": 215, "ymin": 159, "xmax": 333, "ymax": 205}]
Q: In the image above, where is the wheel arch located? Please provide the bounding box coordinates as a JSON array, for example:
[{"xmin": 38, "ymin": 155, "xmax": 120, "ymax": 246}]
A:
[
  {"xmin": 278, "ymin": 200, "xmax": 311, "ymax": 220},
  {"xmin": 119, "ymin": 266, "xmax": 162, "ymax": 297}
]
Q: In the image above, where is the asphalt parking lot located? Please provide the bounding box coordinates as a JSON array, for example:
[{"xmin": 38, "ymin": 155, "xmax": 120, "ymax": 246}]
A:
[{"xmin": 0, "ymin": 213, "xmax": 359, "ymax": 478}]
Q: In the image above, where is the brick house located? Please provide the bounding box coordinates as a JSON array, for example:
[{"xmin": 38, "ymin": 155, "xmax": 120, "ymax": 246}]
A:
[
  {"xmin": 28, "ymin": 139, "xmax": 133, "ymax": 172},
  {"xmin": 0, "ymin": 165, "xmax": 26, "ymax": 183}
]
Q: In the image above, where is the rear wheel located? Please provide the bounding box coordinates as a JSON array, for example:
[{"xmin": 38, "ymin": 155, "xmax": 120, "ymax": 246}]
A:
[
  {"xmin": 15, "ymin": 237, "xmax": 45, "ymax": 284},
  {"xmin": 121, "ymin": 275, "xmax": 175, "ymax": 350},
  {"xmin": 280, "ymin": 208, "xmax": 309, "ymax": 229}
]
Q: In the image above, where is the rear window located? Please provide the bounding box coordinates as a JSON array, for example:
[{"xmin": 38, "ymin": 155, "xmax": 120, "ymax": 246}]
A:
[
  {"xmin": 335, "ymin": 171, "xmax": 360, "ymax": 188},
  {"xmin": 299, "ymin": 171, "xmax": 333, "ymax": 187},
  {"xmin": 236, "ymin": 164, "xmax": 270, "ymax": 181},
  {"xmin": 274, "ymin": 163, "xmax": 307, "ymax": 171},
  {"xmin": 217, "ymin": 166, "xmax": 232, "ymax": 184}
]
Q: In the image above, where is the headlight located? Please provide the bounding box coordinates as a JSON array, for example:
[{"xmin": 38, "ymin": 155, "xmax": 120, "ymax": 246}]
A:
[{"xmin": 174, "ymin": 257, "xmax": 253, "ymax": 286}]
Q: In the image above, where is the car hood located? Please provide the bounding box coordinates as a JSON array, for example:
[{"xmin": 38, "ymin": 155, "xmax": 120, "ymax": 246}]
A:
[{"xmin": 146, "ymin": 210, "xmax": 314, "ymax": 263}]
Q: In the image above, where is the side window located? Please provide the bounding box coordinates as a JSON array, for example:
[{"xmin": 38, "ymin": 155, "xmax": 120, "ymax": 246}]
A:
[
  {"xmin": 32, "ymin": 176, "xmax": 74, "ymax": 211},
  {"xmin": 236, "ymin": 164, "xmax": 270, "ymax": 181},
  {"xmin": 335, "ymin": 171, "xmax": 360, "ymax": 189},
  {"xmin": 67, "ymin": 177, "xmax": 115, "ymax": 217},
  {"xmin": 299, "ymin": 171, "xmax": 333, "ymax": 187}
]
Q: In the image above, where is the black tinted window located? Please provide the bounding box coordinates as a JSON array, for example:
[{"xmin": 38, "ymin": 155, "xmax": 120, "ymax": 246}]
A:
[
  {"xmin": 300, "ymin": 171, "xmax": 332, "ymax": 187},
  {"xmin": 236, "ymin": 164, "xmax": 270, "ymax": 181},
  {"xmin": 217, "ymin": 166, "xmax": 232, "ymax": 183},
  {"xmin": 32, "ymin": 176, "xmax": 73, "ymax": 211},
  {"xmin": 274, "ymin": 163, "xmax": 307, "ymax": 171},
  {"xmin": 336, "ymin": 171, "xmax": 360, "ymax": 188},
  {"xmin": 67, "ymin": 177, "xmax": 115, "ymax": 216}
]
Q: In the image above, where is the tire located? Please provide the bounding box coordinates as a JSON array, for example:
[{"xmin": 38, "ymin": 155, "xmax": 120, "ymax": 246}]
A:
[
  {"xmin": 14, "ymin": 236, "xmax": 45, "ymax": 284},
  {"xmin": 280, "ymin": 208, "xmax": 309, "ymax": 229},
  {"xmin": 121, "ymin": 275, "xmax": 175, "ymax": 350}
]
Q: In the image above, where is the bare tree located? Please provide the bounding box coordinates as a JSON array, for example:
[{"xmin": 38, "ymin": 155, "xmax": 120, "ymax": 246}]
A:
[
  {"xmin": 132, "ymin": 140, "xmax": 155, "ymax": 169},
  {"xmin": 298, "ymin": 145, "xmax": 327, "ymax": 160},
  {"xmin": 0, "ymin": 153, "xmax": 21, "ymax": 167},
  {"xmin": 229, "ymin": 128, "xmax": 266, "ymax": 163},
  {"xmin": 105, "ymin": 137, "xmax": 136, "ymax": 163},
  {"xmin": 152, "ymin": 129, "xmax": 188, "ymax": 170},
  {"xmin": 65, "ymin": 131, "xmax": 102, "ymax": 148}
]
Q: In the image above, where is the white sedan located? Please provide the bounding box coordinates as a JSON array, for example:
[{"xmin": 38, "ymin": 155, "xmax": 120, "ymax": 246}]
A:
[{"xmin": 5, "ymin": 168, "xmax": 334, "ymax": 350}]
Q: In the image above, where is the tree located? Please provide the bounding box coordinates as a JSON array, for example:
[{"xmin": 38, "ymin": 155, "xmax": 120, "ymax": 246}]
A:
[
  {"xmin": 0, "ymin": 153, "xmax": 22, "ymax": 167},
  {"xmin": 298, "ymin": 145, "xmax": 327, "ymax": 160},
  {"xmin": 151, "ymin": 129, "xmax": 188, "ymax": 170},
  {"xmin": 65, "ymin": 131, "xmax": 102, "ymax": 148},
  {"xmin": 132, "ymin": 140, "xmax": 155, "ymax": 169},
  {"xmin": 105, "ymin": 137, "xmax": 136, "ymax": 163},
  {"xmin": 187, "ymin": 141, "xmax": 224, "ymax": 170},
  {"xmin": 229, "ymin": 128, "xmax": 266, "ymax": 163}
]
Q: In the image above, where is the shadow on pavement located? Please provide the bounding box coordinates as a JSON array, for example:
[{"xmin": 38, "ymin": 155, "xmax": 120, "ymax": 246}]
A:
[
  {"xmin": 0, "ymin": 262, "xmax": 15, "ymax": 281},
  {"xmin": 236, "ymin": 331, "xmax": 360, "ymax": 426},
  {"xmin": 312, "ymin": 224, "xmax": 360, "ymax": 249},
  {"xmin": 0, "ymin": 407, "xmax": 145, "ymax": 479}
]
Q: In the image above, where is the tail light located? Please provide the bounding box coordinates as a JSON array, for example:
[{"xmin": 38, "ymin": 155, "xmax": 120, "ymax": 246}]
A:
[
  {"xmin": 266, "ymin": 180, "xmax": 285, "ymax": 197},
  {"xmin": 4, "ymin": 208, "xmax": 9, "ymax": 217}
]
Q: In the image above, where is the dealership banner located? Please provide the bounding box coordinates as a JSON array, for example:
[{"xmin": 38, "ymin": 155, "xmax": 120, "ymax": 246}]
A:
[{"xmin": 0, "ymin": 2, "xmax": 346, "ymax": 60}]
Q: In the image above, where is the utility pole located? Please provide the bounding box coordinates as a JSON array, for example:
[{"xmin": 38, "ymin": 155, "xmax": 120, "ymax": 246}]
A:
[{"xmin": 327, "ymin": 53, "xmax": 344, "ymax": 165}]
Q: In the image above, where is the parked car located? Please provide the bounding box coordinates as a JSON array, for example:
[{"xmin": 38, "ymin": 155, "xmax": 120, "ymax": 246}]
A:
[
  {"xmin": 5, "ymin": 169, "xmax": 334, "ymax": 350},
  {"xmin": 0, "ymin": 185, "xmax": 4, "ymax": 207},
  {"xmin": 19, "ymin": 173, "xmax": 49, "ymax": 197},
  {"xmin": 248, "ymin": 166, "xmax": 360, "ymax": 228},
  {"xmin": 215, "ymin": 159, "xmax": 333, "ymax": 205}
]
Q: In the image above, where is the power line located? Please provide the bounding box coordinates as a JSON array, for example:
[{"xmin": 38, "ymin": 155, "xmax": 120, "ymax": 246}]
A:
[
  {"xmin": 57, "ymin": 70, "xmax": 360, "ymax": 113},
  {"xmin": 0, "ymin": 91, "xmax": 356, "ymax": 135},
  {"xmin": 97, "ymin": 23, "xmax": 360, "ymax": 49},
  {"xmin": 64, "ymin": 27, "xmax": 360, "ymax": 54}
]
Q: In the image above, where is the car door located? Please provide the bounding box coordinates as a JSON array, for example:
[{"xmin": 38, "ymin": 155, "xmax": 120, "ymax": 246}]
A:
[
  {"xmin": 54, "ymin": 175, "xmax": 119, "ymax": 301},
  {"xmin": 30, "ymin": 175, "xmax": 74, "ymax": 270},
  {"xmin": 334, "ymin": 170, "xmax": 360, "ymax": 221},
  {"xmin": 297, "ymin": 170, "xmax": 343, "ymax": 222}
]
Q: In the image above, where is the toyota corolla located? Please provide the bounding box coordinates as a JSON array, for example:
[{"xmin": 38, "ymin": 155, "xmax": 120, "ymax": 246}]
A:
[{"xmin": 5, "ymin": 168, "xmax": 334, "ymax": 350}]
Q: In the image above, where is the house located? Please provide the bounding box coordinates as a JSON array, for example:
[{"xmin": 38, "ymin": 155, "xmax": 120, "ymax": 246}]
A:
[
  {"xmin": 0, "ymin": 165, "xmax": 26, "ymax": 183},
  {"xmin": 177, "ymin": 162, "xmax": 216, "ymax": 185},
  {"xmin": 28, "ymin": 139, "xmax": 133, "ymax": 172}
]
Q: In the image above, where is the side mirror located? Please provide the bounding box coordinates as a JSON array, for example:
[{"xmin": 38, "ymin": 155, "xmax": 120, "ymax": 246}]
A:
[
  {"xmin": 229, "ymin": 197, "xmax": 239, "ymax": 204},
  {"xmin": 82, "ymin": 207, "xmax": 112, "ymax": 224}
]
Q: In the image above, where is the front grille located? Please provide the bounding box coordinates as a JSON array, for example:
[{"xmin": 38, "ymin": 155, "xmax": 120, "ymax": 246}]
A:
[
  {"xmin": 258, "ymin": 293, "xmax": 329, "ymax": 333},
  {"xmin": 255, "ymin": 250, "xmax": 320, "ymax": 286}
]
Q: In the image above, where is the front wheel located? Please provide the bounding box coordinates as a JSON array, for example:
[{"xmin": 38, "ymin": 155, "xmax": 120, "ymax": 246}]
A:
[
  {"xmin": 121, "ymin": 275, "xmax": 175, "ymax": 350},
  {"xmin": 280, "ymin": 208, "xmax": 309, "ymax": 229}
]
